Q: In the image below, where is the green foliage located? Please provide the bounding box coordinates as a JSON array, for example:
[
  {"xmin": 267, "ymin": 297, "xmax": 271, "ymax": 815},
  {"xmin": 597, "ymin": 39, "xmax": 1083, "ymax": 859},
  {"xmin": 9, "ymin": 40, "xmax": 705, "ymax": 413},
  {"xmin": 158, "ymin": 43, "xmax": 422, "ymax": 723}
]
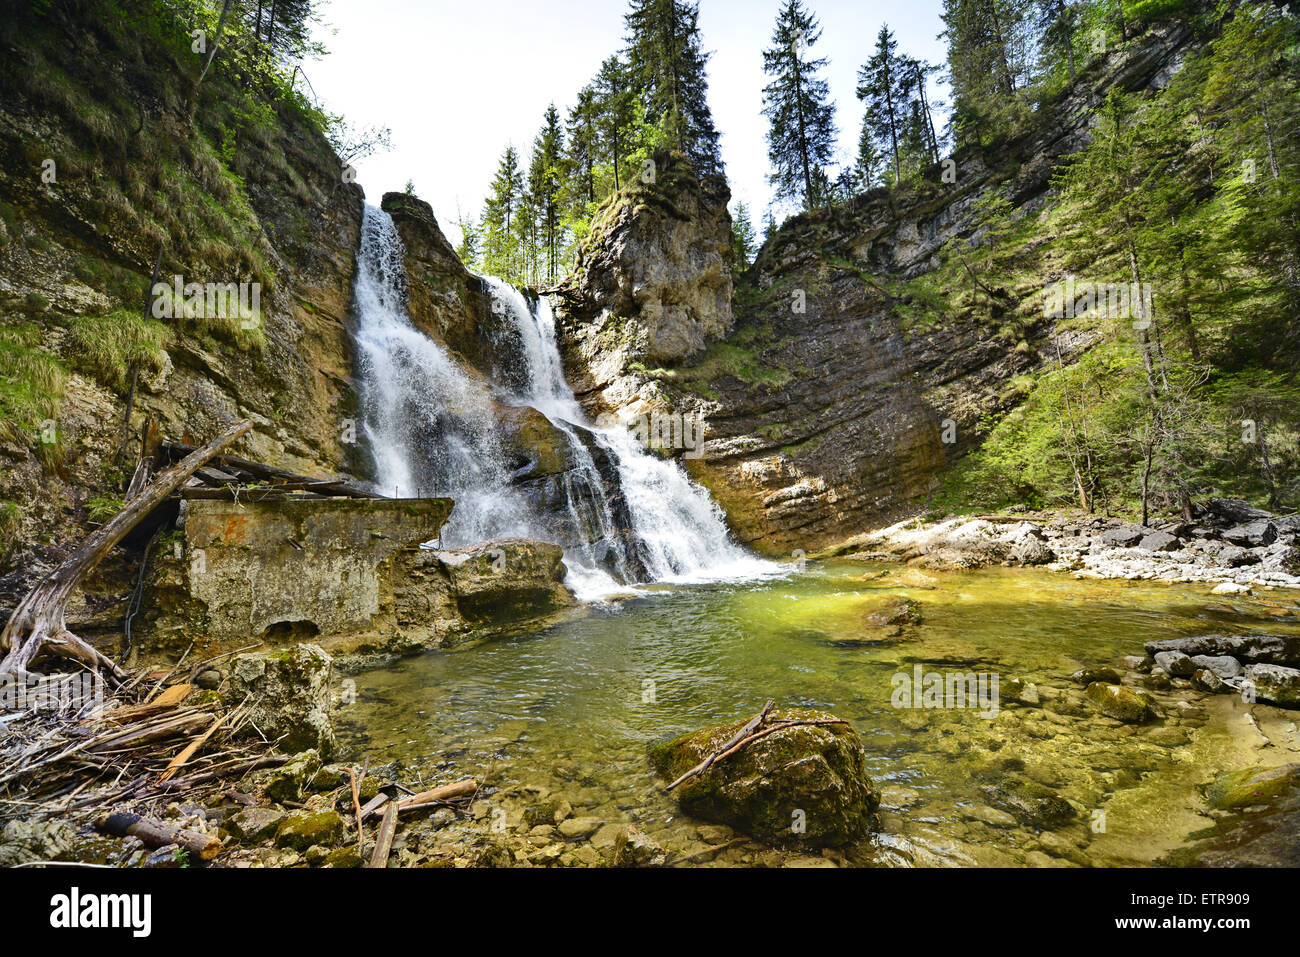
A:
[
  {"xmin": 67, "ymin": 310, "xmax": 172, "ymax": 394},
  {"xmin": 0, "ymin": 323, "xmax": 67, "ymax": 452},
  {"xmin": 85, "ymin": 496, "xmax": 125, "ymax": 523}
]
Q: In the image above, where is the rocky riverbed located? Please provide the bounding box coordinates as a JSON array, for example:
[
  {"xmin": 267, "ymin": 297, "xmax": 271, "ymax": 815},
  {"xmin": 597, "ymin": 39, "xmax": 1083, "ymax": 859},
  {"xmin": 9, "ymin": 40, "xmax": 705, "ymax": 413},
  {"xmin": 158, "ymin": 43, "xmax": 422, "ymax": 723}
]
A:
[{"xmin": 838, "ymin": 499, "xmax": 1300, "ymax": 592}]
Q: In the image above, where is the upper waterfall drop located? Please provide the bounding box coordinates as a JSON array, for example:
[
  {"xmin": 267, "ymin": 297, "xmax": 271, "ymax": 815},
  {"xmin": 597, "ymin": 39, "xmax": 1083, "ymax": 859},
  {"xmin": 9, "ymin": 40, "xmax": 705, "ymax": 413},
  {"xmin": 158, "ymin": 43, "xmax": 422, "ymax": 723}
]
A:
[{"xmin": 350, "ymin": 204, "xmax": 775, "ymax": 597}]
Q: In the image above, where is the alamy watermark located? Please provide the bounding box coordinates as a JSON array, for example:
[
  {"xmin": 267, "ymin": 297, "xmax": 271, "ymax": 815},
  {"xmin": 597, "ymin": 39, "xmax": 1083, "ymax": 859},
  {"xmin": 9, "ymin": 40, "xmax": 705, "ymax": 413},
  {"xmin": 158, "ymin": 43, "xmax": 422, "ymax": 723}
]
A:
[
  {"xmin": 151, "ymin": 275, "xmax": 261, "ymax": 329},
  {"xmin": 1, "ymin": 672, "xmax": 105, "ymax": 713},
  {"xmin": 597, "ymin": 410, "xmax": 707, "ymax": 460},
  {"xmin": 891, "ymin": 665, "xmax": 1000, "ymax": 719},
  {"xmin": 1043, "ymin": 277, "xmax": 1156, "ymax": 326}
]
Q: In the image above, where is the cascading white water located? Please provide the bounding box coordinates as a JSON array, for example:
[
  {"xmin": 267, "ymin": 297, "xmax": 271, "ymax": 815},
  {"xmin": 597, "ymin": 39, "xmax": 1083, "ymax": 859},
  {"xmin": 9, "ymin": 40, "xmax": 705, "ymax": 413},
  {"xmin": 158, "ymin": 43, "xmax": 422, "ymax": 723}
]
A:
[{"xmin": 352, "ymin": 204, "xmax": 774, "ymax": 598}]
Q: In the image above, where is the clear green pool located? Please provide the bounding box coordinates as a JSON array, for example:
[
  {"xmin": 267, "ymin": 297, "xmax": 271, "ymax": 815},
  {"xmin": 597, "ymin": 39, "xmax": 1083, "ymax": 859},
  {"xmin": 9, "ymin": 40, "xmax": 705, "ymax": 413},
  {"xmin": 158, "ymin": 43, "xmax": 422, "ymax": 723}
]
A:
[{"xmin": 336, "ymin": 561, "xmax": 1300, "ymax": 866}]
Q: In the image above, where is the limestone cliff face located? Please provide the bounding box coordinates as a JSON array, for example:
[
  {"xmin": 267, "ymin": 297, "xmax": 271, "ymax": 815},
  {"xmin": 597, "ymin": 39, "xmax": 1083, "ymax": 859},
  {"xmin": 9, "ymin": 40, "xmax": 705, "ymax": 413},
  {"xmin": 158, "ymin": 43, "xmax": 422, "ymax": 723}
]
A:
[
  {"xmin": 0, "ymin": 5, "xmax": 366, "ymax": 597},
  {"xmin": 553, "ymin": 153, "xmax": 735, "ymax": 414},
  {"xmin": 553, "ymin": 25, "xmax": 1195, "ymax": 556}
]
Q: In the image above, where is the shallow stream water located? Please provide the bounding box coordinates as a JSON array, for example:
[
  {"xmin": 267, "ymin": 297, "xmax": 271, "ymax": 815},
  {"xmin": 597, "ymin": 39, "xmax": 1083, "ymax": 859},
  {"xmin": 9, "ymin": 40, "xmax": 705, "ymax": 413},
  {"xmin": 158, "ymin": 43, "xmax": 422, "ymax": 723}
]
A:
[{"xmin": 336, "ymin": 562, "xmax": 1300, "ymax": 867}]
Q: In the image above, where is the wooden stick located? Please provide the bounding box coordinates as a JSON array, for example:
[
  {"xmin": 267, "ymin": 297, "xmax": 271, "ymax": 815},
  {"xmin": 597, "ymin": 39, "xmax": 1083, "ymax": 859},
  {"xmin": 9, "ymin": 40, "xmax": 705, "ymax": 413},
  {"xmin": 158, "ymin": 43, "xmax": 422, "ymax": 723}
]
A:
[
  {"xmin": 95, "ymin": 811, "xmax": 221, "ymax": 861},
  {"xmin": 666, "ymin": 701, "xmax": 774, "ymax": 792},
  {"xmin": 666, "ymin": 715, "xmax": 848, "ymax": 792},
  {"xmin": 396, "ymin": 779, "xmax": 478, "ymax": 810},
  {"xmin": 358, "ymin": 793, "xmax": 389, "ymax": 823},
  {"xmin": 158, "ymin": 707, "xmax": 240, "ymax": 782},
  {"xmin": 368, "ymin": 803, "xmax": 399, "ymax": 868}
]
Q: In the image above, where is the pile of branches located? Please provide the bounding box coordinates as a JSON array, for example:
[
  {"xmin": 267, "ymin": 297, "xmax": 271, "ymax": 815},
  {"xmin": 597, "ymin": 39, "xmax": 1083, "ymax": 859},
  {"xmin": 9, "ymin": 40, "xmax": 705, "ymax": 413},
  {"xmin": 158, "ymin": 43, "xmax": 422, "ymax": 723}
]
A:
[{"xmin": 0, "ymin": 661, "xmax": 285, "ymax": 826}]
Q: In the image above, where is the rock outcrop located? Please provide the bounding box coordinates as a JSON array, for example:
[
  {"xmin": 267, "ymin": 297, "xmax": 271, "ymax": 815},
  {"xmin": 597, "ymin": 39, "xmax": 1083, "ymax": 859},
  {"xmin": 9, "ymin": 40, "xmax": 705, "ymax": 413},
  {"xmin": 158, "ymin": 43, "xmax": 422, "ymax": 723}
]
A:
[
  {"xmin": 551, "ymin": 26, "xmax": 1196, "ymax": 556},
  {"xmin": 554, "ymin": 152, "xmax": 735, "ymax": 413},
  {"xmin": 229, "ymin": 643, "xmax": 336, "ymax": 756}
]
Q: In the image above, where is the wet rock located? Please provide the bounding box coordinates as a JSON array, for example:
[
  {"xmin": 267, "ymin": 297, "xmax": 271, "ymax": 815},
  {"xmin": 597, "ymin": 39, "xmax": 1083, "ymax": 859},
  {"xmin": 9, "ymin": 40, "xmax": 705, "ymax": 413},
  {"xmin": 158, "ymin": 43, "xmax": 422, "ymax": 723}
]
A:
[
  {"xmin": 963, "ymin": 804, "xmax": 1019, "ymax": 828},
  {"xmin": 275, "ymin": 810, "xmax": 344, "ymax": 850},
  {"xmin": 1002, "ymin": 676, "xmax": 1040, "ymax": 705},
  {"xmin": 1085, "ymin": 683, "xmax": 1159, "ymax": 723},
  {"xmin": 1211, "ymin": 582, "xmax": 1252, "ymax": 596},
  {"xmin": 1121, "ymin": 655, "xmax": 1150, "ymax": 672},
  {"xmin": 1010, "ymin": 536, "xmax": 1055, "ymax": 565},
  {"xmin": 1153, "ymin": 651, "xmax": 1195, "ymax": 678},
  {"xmin": 227, "ymin": 806, "xmax": 288, "ymax": 843},
  {"xmin": 557, "ymin": 816, "xmax": 603, "ymax": 840},
  {"xmin": 1191, "ymin": 669, "xmax": 1228, "ymax": 694},
  {"xmin": 1189, "ymin": 655, "xmax": 1241, "ymax": 679},
  {"xmin": 264, "ymin": 749, "xmax": 322, "ymax": 804},
  {"xmin": 1146, "ymin": 634, "xmax": 1300, "ymax": 669},
  {"xmin": 1072, "ymin": 666, "xmax": 1123, "ymax": 685},
  {"xmin": 648, "ymin": 708, "xmax": 879, "ymax": 848},
  {"xmin": 610, "ymin": 826, "xmax": 666, "ymax": 867},
  {"xmin": 1206, "ymin": 765, "xmax": 1300, "ymax": 811},
  {"xmin": 195, "ymin": 669, "xmax": 223, "ymax": 690},
  {"xmin": 1242, "ymin": 664, "xmax": 1300, "ymax": 708},
  {"xmin": 229, "ymin": 644, "xmax": 335, "ymax": 756},
  {"xmin": 981, "ymin": 778, "xmax": 1076, "ymax": 830}
]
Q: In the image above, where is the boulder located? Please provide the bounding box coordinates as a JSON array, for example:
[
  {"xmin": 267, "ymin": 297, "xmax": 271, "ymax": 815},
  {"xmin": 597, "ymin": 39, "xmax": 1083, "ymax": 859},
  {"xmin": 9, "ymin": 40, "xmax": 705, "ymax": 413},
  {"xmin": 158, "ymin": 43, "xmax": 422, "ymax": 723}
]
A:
[
  {"xmin": 1086, "ymin": 682, "xmax": 1160, "ymax": 723},
  {"xmin": 1222, "ymin": 521, "xmax": 1277, "ymax": 548},
  {"xmin": 1211, "ymin": 582, "xmax": 1252, "ymax": 596},
  {"xmin": 648, "ymin": 708, "xmax": 879, "ymax": 847},
  {"xmin": 1206, "ymin": 765, "xmax": 1300, "ymax": 811},
  {"xmin": 1100, "ymin": 526, "xmax": 1144, "ymax": 548},
  {"xmin": 274, "ymin": 809, "xmax": 344, "ymax": 851},
  {"xmin": 431, "ymin": 540, "xmax": 574, "ymax": 623},
  {"xmin": 1189, "ymin": 655, "xmax": 1241, "ymax": 679},
  {"xmin": 1145, "ymin": 634, "xmax": 1300, "ymax": 669},
  {"xmin": 1153, "ymin": 651, "xmax": 1196, "ymax": 678},
  {"xmin": 229, "ymin": 644, "xmax": 335, "ymax": 757},
  {"xmin": 1205, "ymin": 499, "xmax": 1274, "ymax": 525},
  {"xmin": 1138, "ymin": 531, "xmax": 1181, "ymax": 552},
  {"xmin": 980, "ymin": 778, "xmax": 1076, "ymax": 830},
  {"xmin": 227, "ymin": 806, "xmax": 288, "ymax": 843},
  {"xmin": 1071, "ymin": 666, "xmax": 1123, "ymax": 685},
  {"xmin": 1242, "ymin": 664, "xmax": 1300, "ymax": 708},
  {"xmin": 1192, "ymin": 668, "xmax": 1228, "ymax": 694},
  {"xmin": 610, "ymin": 826, "xmax": 666, "ymax": 867},
  {"xmin": 263, "ymin": 749, "xmax": 322, "ymax": 804}
]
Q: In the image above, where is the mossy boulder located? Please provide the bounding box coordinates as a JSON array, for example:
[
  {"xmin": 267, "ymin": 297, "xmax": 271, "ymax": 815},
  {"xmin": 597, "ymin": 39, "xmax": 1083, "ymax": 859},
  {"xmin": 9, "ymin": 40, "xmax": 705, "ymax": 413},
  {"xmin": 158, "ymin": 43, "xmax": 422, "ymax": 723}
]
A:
[
  {"xmin": 229, "ymin": 644, "xmax": 335, "ymax": 757},
  {"xmin": 648, "ymin": 708, "xmax": 879, "ymax": 848},
  {"xmin": 274, "ymin": 809, "xmax": 344, "ymax": 851},
  {"xmin": 980, "ymin": 777, "xmax": 1076, "ymax": 830},
  {"xmin": 1206, "ymin": 765, "xmax": 1300, "ymax": 811},
  {"xmin": 263, "ymin": 749, "xmax": 322, "ymax": 804},
  {"xmin": 1085, "ymin": 682, "xmax": 1159, "ymax": 723}
]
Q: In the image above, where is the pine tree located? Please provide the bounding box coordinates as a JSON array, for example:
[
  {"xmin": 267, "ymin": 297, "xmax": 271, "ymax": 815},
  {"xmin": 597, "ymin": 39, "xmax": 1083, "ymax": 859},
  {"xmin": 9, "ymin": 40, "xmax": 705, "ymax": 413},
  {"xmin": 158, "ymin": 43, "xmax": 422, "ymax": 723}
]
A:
[
  {"xmin": 624, "ymin": 0, "xmax": 722, "ymax": 172},
  {"xmin": 595, "ymin": 55, "xmax": 639, "ymax": 191},
  {"xmin": 528, "ymin": 105, "xmax": 565, "ymax": 283},
  {"xmin": 942, "ymin": 0, "xmax": 1032, "ymax": 146},
  {"xmin": 482, "ymin": 145, "xmax": 524, "ymax": 282},
  {"xmin": 857, "ymin": 25, "xmax": 905, "ymax": 185},
  {"xmin": 1033, "ymin": 0, "xmax": 1079, "ymax": 83},
  {"xmin": 761, "ymin": 0, "xmax": 838, "ymax": 210},
  {"xmin": 731, "ymin": 201, "xmax": 756, "ymax": 266}
]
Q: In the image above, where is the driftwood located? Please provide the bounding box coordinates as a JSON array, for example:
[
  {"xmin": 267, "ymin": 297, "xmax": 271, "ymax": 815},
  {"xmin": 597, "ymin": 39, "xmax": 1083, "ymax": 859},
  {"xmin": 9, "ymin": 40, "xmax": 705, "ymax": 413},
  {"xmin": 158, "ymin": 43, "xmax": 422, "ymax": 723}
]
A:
[
  {"xmin": 162, "ymin": 441, "xmax": 379, "ymax": 500},
  {"xmin": 0, "ymin": 420, "xmax": 253, "ymax": 677},
  {"xmin": 368, "ymin": 802, "xmax": 399, "ymax": 868},
  {"xmin": 95, "ymin": 810, "xmax": 221, "ymax": 861},
  {"xmin": 396, "ymin": 779, "xmax": 478, "ymax": 811},
  {"xmin": 666, "ymin": 701, "xmax": 774, "ymax": 792},
  {"xmin": 664, "ymin": 702, "xmax": 850, "ymax": 793}
]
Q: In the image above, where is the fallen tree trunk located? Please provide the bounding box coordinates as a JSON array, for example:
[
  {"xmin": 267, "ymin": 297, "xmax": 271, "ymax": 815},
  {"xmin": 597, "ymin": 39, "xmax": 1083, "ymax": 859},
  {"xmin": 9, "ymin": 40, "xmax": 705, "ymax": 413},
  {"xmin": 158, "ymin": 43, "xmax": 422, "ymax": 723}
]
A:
[
  {"xmin": 0, "ymin": 420, "xmax": 253, "ymax": 678},
  {"xmin": 95, "ymin": 810, "xmax": 221, "ymax": 861}
]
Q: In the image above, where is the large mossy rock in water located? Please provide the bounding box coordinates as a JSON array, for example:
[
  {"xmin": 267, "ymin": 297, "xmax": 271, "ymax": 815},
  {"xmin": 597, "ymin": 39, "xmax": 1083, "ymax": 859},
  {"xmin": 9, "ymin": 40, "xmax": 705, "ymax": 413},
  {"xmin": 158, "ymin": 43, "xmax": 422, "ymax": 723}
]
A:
[
  {"xmin": 648, "ymin": 709, "xmax": 879, "ymax": 847},
  {"xmin": 1085, "ymin": 682, "xmax": 1159, "ymax": 723}
]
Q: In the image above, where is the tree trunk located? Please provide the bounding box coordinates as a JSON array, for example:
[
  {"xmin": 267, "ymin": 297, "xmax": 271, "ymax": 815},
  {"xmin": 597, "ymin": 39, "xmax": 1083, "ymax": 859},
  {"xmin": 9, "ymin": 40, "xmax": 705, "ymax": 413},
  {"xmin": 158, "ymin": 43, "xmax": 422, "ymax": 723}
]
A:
[{"xmin": 0, "ymin": 421, "xmax": 252, "ymax": 677}]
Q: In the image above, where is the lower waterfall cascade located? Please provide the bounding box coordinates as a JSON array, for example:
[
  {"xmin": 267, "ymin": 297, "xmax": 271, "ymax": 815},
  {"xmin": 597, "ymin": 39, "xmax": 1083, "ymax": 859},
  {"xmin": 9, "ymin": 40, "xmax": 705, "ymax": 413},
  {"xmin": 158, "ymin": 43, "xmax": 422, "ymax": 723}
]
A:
[{"xmin": 350, "ymin": 204, "xmax": 774, "ymax": 598}]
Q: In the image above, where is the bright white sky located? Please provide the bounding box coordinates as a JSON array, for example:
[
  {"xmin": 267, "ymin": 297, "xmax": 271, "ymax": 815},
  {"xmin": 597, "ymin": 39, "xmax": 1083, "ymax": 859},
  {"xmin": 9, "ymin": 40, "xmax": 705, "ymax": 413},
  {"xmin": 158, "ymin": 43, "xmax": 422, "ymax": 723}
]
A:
[{"xmin": 307, "ymin": 0, "xmax": 949, "ymax": 244}]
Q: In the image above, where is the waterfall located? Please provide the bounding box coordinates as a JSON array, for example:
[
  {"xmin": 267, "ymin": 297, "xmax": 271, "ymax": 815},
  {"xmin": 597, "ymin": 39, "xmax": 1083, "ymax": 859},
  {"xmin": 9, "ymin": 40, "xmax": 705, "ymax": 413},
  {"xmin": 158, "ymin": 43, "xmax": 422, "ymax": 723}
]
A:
[{"xmin": 352, "ymin": 205, "xmax": 773, "ymax": 598}]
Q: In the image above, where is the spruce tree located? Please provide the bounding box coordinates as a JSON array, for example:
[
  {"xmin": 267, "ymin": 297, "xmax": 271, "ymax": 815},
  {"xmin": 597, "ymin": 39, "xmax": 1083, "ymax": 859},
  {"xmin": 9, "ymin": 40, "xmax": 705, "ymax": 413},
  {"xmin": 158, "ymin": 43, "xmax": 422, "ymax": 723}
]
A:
[
  {"xmin": 528, "ymin": 105, "xmax": 565, "ymax": 283},
  {"xmin": 761, "ymin": 0, "xmax": 838, "ymax": 210},
  {"xmin": 857, "ymin": 25, "xmax": 905, "ymax": 185},
  {"xmin": 482, "ymin": 145, "xmax": 524, "ymax": 282},
  {"xmin": 731, "ymin": 201, "xmax": 756, "ymax": 266},
  {"xmin": 624, "ymin": 0, "xmax": 722, "ymax": 171}
]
